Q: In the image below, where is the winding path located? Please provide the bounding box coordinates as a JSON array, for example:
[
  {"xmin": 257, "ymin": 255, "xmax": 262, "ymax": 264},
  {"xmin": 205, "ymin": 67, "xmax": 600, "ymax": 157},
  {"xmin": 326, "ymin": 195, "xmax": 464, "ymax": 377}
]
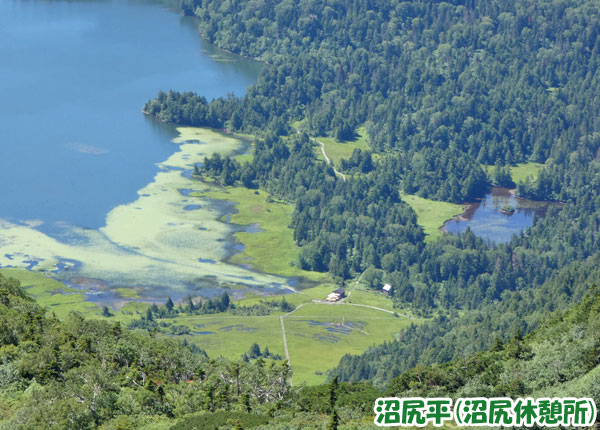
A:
[
  {"xmin": 293, "ymin": 127, "xmax": 346, "ymax": 181},
  {"xmin": 313, "ymin": 138, "xmax": 346, "ymax": 181}
]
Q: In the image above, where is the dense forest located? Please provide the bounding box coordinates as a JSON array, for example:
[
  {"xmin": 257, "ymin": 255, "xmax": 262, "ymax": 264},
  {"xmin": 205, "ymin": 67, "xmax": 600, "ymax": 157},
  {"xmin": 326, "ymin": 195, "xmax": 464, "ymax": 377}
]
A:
[
  {"xmin": 153, "ymin": 0, "xmax": 600, "ymax": 204},
  {"xmin": 140, "ymin": 0, "xmax": 600, "ymax": 395},
  {"xmin": 384, "ymin": 289, "xmax": 600, "ymax": 408}
]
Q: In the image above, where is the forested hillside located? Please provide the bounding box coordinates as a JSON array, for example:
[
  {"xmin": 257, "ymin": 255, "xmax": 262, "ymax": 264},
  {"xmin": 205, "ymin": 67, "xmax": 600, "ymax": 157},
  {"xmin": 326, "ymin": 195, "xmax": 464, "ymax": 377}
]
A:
[
  {"xmin": 153, "ymin": 0, "xmax": 600, "ymax": 202},
  {"xmin": 2, "ymin": 275, "xmax": 598, "ymax": 428},
  {"xmin": 332, "ymin": 253, "xmax": 600, "ymax": 387},
  {"xmin": 141, "ymin": 0, "xmax": 600, "ymax": 389},
  {"xmin": 385, "ymin": 289, "xmax": 600, "ymax": 410}
]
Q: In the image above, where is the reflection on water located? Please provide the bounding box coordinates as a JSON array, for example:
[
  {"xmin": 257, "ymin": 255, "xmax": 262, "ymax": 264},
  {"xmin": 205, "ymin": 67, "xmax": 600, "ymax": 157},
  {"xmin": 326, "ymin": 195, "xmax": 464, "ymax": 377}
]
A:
[{"xmin": 444, "ymin": 188, "xmax": 558, "ymax": 244}]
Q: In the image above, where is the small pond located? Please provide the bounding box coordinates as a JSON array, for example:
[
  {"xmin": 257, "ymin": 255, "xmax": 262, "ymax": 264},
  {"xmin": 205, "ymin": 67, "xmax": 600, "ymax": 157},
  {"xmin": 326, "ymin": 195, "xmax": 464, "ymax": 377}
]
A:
[{"xmin": 443, "ymin": 187, "xmax": 559, "ymax": 244}]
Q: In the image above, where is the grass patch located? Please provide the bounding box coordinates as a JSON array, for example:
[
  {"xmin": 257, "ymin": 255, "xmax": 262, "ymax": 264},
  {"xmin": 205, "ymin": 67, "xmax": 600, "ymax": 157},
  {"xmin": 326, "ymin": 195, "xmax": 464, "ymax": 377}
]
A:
[
  {"xmin": 115, "ymin": 287, "xmax": 141, "ymax": 299},
  {"xmin": 481, "ymin": 162, "xmax": 545, "ymax": 185},
  {"xmin": 152, "ymin": 298, "xmax": 420, "ymax": 386},
  {"xmin": 198, "ymin": 186, "xmax": 327, "ymax": 282},
  {"xmin": 510, "ymin": 162, "xmax": 545, "ymax": 184},
  {"xmin": 314, "ymin": 126, "xmax": 370, "ymax": 168},
  {"xmin": 233, "ymin": 149, "xmax": 254, "ymax": 164},
  {"xmin": 284, "ymin": 303, "xmax": 418, "ymax": 385},
  {"xmin": 401, "ymin": 193, "xmax": 465, "ymax": 242},
  {"xmin": 166, "ymin": 314, "xmax": 286, "ymax": 360},
  {"xmin": 345, "ymin": 289, "xmax": 396, "ymax": 312}
]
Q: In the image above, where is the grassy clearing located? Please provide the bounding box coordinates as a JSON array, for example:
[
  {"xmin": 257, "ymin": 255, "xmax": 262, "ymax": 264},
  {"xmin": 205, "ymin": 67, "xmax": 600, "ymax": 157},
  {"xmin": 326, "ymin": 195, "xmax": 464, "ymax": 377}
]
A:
[
  {"xmin": 115, "ymin": 287, "xmax": 141, "ymax": 299},
  {"xmin": 164, "ymin": 314, "xmax": 286, "ymax": 361},
  {"xmin": 284, "ymin": 303, "xmax": 417, "ymax": 385},
  {"xmin": 232, "ymin": 149, "xmax": 254, "ymax": 164},
  {"xmin": 313, "ymin": 126, "xmax": 370, "ymax": 168},
  {"xmin": 482, "ymin": 162, "xmax": 545, "ymax": 185},
  {"xmin": 510, "ymin": 162, "xmax": 545, "ymax": 184},
  {"xmin": 346, "ymin": 288, "xmax": 396, "ymax": 312},
  {"xmin": 198, "ymin": 186, "xmax": 328, "ymax": 283},
  {"xmin": 401, "ymin": 193, "xmax": 465, "ymax": 242},
  {"xmin": 147, "ymin": 298, "xmax": 419, "ymax": 385},
  {"xmin": 6, "ymin": 267, "xmax": 422, "ymax": 386}
]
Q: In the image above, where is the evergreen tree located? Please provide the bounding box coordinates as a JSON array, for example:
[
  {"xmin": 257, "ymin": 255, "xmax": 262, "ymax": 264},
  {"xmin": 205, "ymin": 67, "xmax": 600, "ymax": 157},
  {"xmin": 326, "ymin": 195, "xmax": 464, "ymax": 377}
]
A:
[{"xmin": 327, "ymin": 409, "xmax": 339, "ymax": 430}]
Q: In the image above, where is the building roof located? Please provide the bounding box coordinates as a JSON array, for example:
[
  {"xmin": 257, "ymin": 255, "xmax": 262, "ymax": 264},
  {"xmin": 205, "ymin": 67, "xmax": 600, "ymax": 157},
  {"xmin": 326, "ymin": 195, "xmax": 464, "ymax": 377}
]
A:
[
  {"xmin": 333, "ymin": 288, "xmax": 345, "ymax": 295},
  {"xmin": 382, "ymin": 284, "xmax": 392, "ymax": 292}
]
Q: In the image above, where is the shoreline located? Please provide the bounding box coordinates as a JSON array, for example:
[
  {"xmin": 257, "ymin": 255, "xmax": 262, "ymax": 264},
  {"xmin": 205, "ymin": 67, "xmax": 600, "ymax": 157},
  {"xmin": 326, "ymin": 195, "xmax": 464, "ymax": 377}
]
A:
[
  {"xmin": 438, "ymin": 185, "xmax": 562, "ymax": 237},
  {"xmin": 0, "ymin": 128, "xmax": 294, "ymax": 307}
]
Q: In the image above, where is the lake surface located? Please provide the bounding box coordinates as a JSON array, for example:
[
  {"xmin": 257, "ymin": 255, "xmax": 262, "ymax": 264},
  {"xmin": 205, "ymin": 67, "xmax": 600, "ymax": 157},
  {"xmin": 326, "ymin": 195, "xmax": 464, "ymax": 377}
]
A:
[
  {"xmin": 0, "ymin": 0, "xmax": 261, "ymax": 231},
  {"xmin": 443, "ymin": 188, "xmax": 555, "ymax": 243},
  {"xmin": 0, "ymin": 0, "xmax": 296, "ymax": 301}
]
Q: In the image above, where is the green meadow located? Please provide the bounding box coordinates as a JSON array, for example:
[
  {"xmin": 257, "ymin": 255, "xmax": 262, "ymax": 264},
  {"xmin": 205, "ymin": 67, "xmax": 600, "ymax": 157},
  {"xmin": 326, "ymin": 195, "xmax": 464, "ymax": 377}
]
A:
[
  {"xmin": 144, "ymin": 288, "xmax": 419, "ymax": 386},
  {"xmin": 195, "ymin": 185, "xmax": 328, "ymax": 283},
  {"xmin": 283, "ymin": 303, "xmax": 415, "ymax": 385},
  {"xmin": 6, "ymin": 267, "xmax": 422, "ymax": 386},
  {"xmin": 400, "ymin": 193, "xmax": 465, "ymax": 241},
  {"xmin": 509, "ymin": 162, "xmax": 545, "ymax": 184},
  {"xmin": 152, "ymin": 284, "xmax": 420, "ymax": 385},
  {"xmin": 313, "ymin": 126, "xmax": 371, "ymax": 168},
  {"xmin": 482, "ymin": 162, "xmax": 545, "ymax": 185}
]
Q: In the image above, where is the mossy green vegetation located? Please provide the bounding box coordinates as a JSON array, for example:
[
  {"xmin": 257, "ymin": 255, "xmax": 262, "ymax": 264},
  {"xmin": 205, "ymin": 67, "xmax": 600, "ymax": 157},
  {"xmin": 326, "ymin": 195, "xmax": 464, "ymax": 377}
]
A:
[
  {"xmin": 197, "ymin": 185, "xmax": 328, "ymax": 282},
  {"xmin": 0, "ymin": 128, "xmax": 292, "ymax": 299},
  {"xmin": 400, "ymin": 193, "xmax": 465, "ymax": 241},
  {"xmin": 314, "ymin": 126, "xmax": 370, "ymax": 168},
  {"xmin": 114, "ymin": 287, "xmax": 141, "ymax": 299}
]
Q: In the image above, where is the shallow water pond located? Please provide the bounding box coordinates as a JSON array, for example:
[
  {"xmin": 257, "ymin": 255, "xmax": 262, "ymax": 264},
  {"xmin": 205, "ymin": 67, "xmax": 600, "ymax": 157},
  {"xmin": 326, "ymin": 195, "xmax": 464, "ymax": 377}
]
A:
[{"xmin": 443, "ymin": 187, "xmax": 559, "ymax": 243}]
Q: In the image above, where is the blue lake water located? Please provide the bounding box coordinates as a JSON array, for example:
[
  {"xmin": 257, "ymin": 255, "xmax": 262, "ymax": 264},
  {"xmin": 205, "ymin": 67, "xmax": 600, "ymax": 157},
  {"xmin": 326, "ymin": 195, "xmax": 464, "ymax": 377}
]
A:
[
  {"xmin": 0, "ymin": 0, "xmax": 261, "ymax": 232},
  {"xmin": 443, "ymin": 187, "xmax": 555, "ymax": 243}
]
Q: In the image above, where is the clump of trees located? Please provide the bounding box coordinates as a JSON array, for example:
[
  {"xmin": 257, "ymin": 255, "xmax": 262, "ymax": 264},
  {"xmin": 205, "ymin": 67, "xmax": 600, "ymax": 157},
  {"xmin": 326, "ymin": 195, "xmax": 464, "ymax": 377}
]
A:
[{"xmin": 242, "ymin": 343, "xmax": 283, "ymax": 361}]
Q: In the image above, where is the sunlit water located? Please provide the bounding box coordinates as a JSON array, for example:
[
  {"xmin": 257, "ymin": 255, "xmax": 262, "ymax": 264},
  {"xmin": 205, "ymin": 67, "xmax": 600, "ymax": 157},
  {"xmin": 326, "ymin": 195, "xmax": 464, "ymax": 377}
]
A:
[
  {"xmin": 0, "ymin": 0, "xmax": 297, "ymax": 303},
  {"xmin": 443, "ymin": 187, "xmax": 556, "ymax": 243},
  {"xmin": 0, "ymin": 0, "xmax": 261, "ymax": 230}
]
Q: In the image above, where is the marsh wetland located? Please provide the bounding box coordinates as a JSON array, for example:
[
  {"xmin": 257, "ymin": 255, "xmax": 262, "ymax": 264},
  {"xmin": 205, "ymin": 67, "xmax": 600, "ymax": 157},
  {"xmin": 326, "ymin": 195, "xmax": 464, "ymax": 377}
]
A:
[{"xmin": 0, "ymin": 0, "xmax": 298, "ymax": 303}]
